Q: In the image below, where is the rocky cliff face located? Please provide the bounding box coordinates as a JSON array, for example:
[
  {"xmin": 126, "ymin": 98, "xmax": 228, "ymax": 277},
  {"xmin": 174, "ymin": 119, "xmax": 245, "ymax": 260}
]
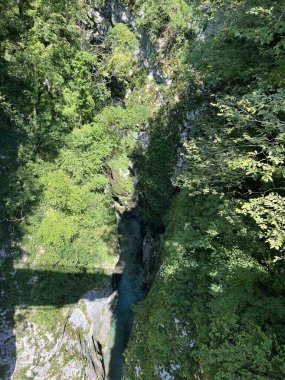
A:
[{"xmin": 12, "ymin": 288, "xmax": 117, "ymax": 380}]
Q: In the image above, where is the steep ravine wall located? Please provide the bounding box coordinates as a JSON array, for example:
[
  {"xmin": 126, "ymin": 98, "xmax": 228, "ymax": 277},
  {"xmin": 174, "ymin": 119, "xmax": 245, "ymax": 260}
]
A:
[
  {"xmin": 12, "ymin": 288, "xmax": 117, "ymax": 380},
  {"xmin": 0, "ymin": 1, "xmax": 192, "ymax": 378}
]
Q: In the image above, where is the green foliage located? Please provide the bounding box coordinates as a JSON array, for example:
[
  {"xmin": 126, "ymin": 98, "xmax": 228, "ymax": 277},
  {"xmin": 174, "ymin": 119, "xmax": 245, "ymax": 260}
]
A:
[
  {"xmin": 59, "ymin": 122, "xmax": 114, "ymax": 185},
  {"xmin": 106, "ymin": 23, "xmax": 139, "ymax": 52},
  {"xmin": 0, "ymin": 5, "xmax": 148, "ymax": 375},
  {"xmin": 134, "ymin": 106, "xmax": 182, "ymax": 226},
  {"xmin": 187, "ymin": 1, "xmax": 285, "ymax": 89},
  {"xmin": 37, "ymin": 209, "xmax": 78, "ymax": 248},
  {"xmin": 136, "ymin": 0, "xmax": 193, "ymax": 38},
  {"xmin": 240, "ymin": 194, "xmax": 285, "ymax": 251},
  {"xmin": 1, "ymin": 0, "xmax": 285, "ymax": 379},
  {"xmin": 96, "ymin": 103, "xmax": 149, "ymax": 137},
  {"xmin": 3, "ymin": 0, "xmax": 109, "ymax": 155},
  {"xmin": 125, "ymin": 191, "xmax": 285, "ymax": 379},
  {"xmin": 0, "ymin": 0, "xmax": 137, "ymax": 265},
  {"xmin": 106, "ymin": 23, "xmax": 139, "ymax": 81},
  {"xmin": 126, "ymin": 1, "xmax": 285, "ymax": 379},
  {"xmin": 60, "ymin": 51, "xmax": 110, "ymax": 122},
  {"xmin": 108, "ymin": 153, "xmax": 135, "ymax": 201},
  {"xmin": 41, "ymin": 170, "xmax": 85, "ymax": 213},
  {"xmin": 182, "ymin": 90, "xmax": 285, "ymax": 253}
]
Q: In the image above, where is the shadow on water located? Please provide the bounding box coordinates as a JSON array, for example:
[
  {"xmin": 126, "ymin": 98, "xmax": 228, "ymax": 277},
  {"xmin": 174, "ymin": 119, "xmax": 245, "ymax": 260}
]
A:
[{"xmin": 105, "ymin": 215, "xmax": 145, "ymax": 380}]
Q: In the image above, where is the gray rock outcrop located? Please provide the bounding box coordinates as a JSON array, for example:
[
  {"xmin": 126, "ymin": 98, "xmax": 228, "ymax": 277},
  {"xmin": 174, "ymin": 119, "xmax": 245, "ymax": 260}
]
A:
[{"xmin": 12, "ymin": 287, "xmax": 117, "ymax": 380}]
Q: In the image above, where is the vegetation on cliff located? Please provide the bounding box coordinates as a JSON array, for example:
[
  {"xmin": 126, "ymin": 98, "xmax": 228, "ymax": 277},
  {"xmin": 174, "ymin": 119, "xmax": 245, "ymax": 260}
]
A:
[
  {"xmin": 0, "ymin": 1, "xmax": 147, "ymax": 377},
  {"xmin": 125, "ymin": 1, "xmax": 285, "ymax": 379},
  {"xmin": 1, "ymin": 0, "xmax": 285, "ymax": 379}
]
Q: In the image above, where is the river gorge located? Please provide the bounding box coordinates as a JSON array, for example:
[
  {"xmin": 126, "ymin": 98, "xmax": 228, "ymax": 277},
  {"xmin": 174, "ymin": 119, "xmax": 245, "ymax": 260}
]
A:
[{"xmin": 105, "ymin": 215, "xmax": 144, "ymax": 379}]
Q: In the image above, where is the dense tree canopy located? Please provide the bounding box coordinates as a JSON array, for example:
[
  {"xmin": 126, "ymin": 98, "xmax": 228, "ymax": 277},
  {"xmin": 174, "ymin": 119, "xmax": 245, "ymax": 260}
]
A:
[
  {"xmin": 125, "ymin": 1, "xmax": 285, "ymax": 379},
  {"xmin": 1, "ymin": 0, "xmax": 285, "ymax": 379}
]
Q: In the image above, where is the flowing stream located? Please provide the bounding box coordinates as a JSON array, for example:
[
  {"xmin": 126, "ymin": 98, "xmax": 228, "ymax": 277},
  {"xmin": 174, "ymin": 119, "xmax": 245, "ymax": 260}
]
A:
[{"xmin": 104, "ymin": 215, "xmax": 144, "ymax": 379}]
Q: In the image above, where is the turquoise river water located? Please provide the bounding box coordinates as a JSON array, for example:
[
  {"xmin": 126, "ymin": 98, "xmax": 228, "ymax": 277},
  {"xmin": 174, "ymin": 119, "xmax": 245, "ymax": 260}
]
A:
[{"xmin": 104, "ymin": 215, "xmax": 144, "ymax": 379}]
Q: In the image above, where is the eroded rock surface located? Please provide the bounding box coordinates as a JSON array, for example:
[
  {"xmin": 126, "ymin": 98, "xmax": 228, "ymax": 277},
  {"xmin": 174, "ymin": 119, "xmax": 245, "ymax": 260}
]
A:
[{"xmin": 12, "ymin": 287, "xmax": 117, "ymax": 380}]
